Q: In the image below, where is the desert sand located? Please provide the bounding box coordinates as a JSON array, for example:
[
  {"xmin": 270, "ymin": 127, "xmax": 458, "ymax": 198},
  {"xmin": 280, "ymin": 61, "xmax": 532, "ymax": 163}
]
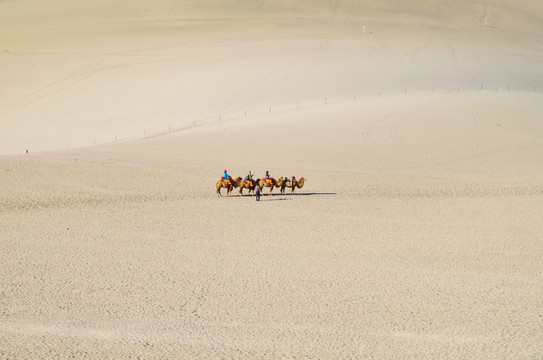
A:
[{"xmin": 1, "ymin": 1, "xmax": 543, "ymax": 359}]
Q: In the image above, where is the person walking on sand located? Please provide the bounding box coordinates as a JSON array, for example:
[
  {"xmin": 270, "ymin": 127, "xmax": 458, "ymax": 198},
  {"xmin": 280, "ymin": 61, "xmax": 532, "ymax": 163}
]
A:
[{"xmin": 255, "ymin": 182, "xmax": 262, "ymax": 201}]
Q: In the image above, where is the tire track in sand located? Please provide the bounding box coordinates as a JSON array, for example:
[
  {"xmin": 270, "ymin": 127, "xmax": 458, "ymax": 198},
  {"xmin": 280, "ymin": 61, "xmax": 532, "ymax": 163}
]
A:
[{"xmin": 470, "ymin": 109, "xmax": 540, "ymax": 178}]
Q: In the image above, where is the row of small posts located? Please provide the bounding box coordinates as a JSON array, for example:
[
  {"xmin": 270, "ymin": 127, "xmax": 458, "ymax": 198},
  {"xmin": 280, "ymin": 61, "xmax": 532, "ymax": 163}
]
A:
[{"xmin": 64, "ymin": 84, "xmax": 539, "ymax": 151}]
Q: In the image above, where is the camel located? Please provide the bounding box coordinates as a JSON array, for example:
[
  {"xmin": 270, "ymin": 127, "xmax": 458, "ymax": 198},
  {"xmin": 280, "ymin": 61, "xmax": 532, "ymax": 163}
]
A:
[
  {"xmin": 259, "ymin": 177, "xmax": 284, "ymax": 194},
  {"xmin": 280, "ymin": 176, "xmax": 305, "ymax": 194},
  {"xmin": 239, "ymin": 178, "xmax": 259, "ymax": 196},
  {"xmin": 216, "ymin": 176, "xmax": 240, "ymax": 197}
]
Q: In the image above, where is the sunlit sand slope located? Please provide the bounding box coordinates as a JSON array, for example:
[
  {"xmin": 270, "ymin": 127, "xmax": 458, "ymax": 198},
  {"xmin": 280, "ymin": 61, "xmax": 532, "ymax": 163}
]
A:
[{"xmin": 1, "ymin": 0, "xmax": 542, "ymax": 153}]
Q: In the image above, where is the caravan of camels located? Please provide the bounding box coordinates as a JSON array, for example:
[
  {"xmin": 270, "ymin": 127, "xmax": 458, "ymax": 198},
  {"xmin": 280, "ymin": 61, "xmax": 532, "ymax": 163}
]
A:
[{"xmin": 216, "ymin": 171, "xmax": 305, "ymax": 197}]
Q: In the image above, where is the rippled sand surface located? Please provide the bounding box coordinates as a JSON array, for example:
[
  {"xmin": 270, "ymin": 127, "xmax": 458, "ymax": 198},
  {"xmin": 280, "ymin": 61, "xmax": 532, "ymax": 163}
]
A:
[{"xmin": 1, "ymin": 1, "xmax": 542, "ymax": 358}]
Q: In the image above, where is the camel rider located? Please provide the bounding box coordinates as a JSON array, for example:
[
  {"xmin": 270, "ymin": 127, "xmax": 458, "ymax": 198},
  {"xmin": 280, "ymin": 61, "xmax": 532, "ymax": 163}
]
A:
[
  {"xmin": 245, "ymin": 171, "xmax": 254, "ymax": 185},
  {"xmin": 223, "ymin": 170, "xmax": 231, "ymax": 185},
  {"xmin": 265, "ymin": 171, "xmax": 272, "ymax": 184}
]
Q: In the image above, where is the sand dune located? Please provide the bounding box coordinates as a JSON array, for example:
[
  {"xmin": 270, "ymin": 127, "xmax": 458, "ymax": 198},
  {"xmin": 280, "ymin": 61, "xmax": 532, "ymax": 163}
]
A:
[
  {"xmin": 1, "ymin": 1, "xmax": 543, "ymax": 359},
  {"xmin": 2, "ymin": 0, "xmax": 543, "ymax": 154}
]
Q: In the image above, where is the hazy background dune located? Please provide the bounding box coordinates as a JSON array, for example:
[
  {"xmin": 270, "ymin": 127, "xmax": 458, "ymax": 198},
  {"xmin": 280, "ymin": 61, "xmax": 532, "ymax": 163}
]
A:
[{"xmin": 1, "ymin": 0, "xmax": 543, "ymax": 154}]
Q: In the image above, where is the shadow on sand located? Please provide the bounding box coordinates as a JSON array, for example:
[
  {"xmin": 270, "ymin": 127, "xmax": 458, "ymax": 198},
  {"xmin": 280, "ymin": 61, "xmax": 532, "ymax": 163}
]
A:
[
  {"xmin": 219, "ymin": 193, "xmax": 337, "ymax": 200},
  {"xmin": 234, "ymin": 192, "xmax": 337, "ymax": 199},
  {"xmin": 277, "ymin": 192, "xmax": 337, "ymax": 196}
]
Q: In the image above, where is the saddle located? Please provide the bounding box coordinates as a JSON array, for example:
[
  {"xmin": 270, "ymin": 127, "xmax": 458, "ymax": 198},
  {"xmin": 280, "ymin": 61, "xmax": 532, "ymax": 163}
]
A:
[{"xmin": 244, "ymin": 180, "xmax": 254, "ymax": 187}]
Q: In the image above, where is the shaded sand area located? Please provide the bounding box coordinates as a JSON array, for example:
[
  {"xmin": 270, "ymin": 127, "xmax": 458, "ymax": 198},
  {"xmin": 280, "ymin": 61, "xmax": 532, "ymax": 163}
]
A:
[{"xmin": 2, "ymin": 1, "xmax": 543, "ymax": 358}]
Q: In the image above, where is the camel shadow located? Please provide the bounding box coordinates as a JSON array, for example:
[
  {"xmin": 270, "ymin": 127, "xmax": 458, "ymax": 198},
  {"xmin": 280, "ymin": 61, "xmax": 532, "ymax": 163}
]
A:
[
  {"xmin": 259, "ymin": 197, "xmax": 292, "ymax": 202},
  {"xmin": 224, "ymin": 193, "xmax": 337, "ymax": 200},
  {"xmin": 262, "ymin": 192, "xmax": 337, "ymax": 197}
]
